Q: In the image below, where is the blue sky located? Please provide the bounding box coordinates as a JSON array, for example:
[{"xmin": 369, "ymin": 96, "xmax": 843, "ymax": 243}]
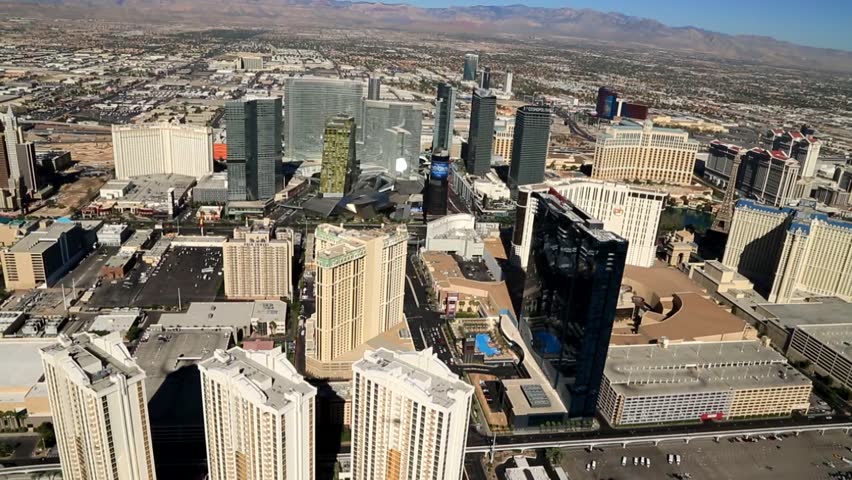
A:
[{"xmin": 401, "ymin": 0, "xmax": 852, "ymax": 51}]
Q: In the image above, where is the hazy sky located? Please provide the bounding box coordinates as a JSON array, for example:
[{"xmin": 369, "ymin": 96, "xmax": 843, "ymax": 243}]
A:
[{"xmin": 401, "ymin": 0, "xmax": 852, "ymax": 51}]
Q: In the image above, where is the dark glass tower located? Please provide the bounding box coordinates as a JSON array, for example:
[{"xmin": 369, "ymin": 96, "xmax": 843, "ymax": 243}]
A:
[
  {"xmin": 463, "ymin": 54, "xmax": 479, "ymax": 82},
  {"xmin": 509, "ymin": 105, "xmax": 551, "ymax": 188},
  {"xmin": 465, "ymin": 88, "xmax": 496, "ymax": 176},
  {"xmin": 519, "ymin": 190, "xmax": 628, "ymax": 418},
  {"xmin": 368, "ymin": 77, "xmax": 381, "ymax": 101},
  {"xmin": 425, "ymin": 152, "xmax": 450, "ymax": 216},
  {"xmin": 226, "ymin": 97, "xmax": 282, "ymax": 201},
  {"xmin": 480, "ymin": 66, "xmax": 492, "ymax": 90},
  {"xmin": 431, "ymin": 83, "xmax": 455, "ymax": 153}
]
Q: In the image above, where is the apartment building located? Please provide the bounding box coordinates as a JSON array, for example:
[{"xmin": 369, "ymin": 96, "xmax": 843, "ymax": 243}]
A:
[
  {"xmin": 350, "ymin": 348, "xmax": 473, "ymax": 480},
  {"xmin": 40, "ymin": 333, "xmax": 157, "ymax": 480},
  {"xmin": 199, "ymin": 347, "xmax": 316, "ymax": 480},
  {"xmin": 223, "ymin": 223, "xmax": 294, "ymax": 300},
  {"xmin": 592, "ymin": 121, "xmax": 699, "ymax": 186}
]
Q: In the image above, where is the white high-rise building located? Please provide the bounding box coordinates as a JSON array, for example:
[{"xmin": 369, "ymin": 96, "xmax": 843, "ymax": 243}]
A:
[
  {"xmin": 351, "ymin": 348, "xmax": 473, "ymax": 480},
  {"xmin": 112, "ymin": 123, "xmax": 214, "ymax": 179},
  {"xmin": 592, "ymin": 121, "xmax": 699, "ymax": 186},
  {"xmin": 40, "ymin": 333, "xmax": 157, "ymax": 480},
  {"xmin": 512, "ymin": 179, "xmax": 665, "ymax": 268},
  {"xmin": 722, "ymin": 199, "xmax": 852, "ymax": 303},
  {"xmin": 199, "ymin": 347, "xmax": 317, "ymax": 480},
  {"xmin": 504, "ymin": 71, "xmax": 513, "ymax": 95}
]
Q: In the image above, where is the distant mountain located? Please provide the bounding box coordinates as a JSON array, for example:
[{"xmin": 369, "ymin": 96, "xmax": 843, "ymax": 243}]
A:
[{"xmin": 3, "ymin": 0, "xmax": 852, "ymax": 72}]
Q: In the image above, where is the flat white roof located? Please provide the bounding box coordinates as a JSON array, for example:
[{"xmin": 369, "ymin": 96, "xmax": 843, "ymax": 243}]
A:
[{"xmin": 0, "ymin": 340, "xmax": 55, "ymax": 388}]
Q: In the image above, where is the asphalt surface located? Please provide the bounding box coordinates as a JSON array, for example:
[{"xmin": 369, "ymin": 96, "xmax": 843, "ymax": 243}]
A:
[
  {"xmin": 557, "ymin": 430, "xmax": 852, "ymax": 480},
  {"xmin": 403, "ymin": 245, "xmax": 455, "ymax": 367}
]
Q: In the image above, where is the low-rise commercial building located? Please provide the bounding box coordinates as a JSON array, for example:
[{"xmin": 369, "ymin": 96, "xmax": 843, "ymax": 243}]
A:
[
  {"xmin": 1, "ymin": 220, "xmax": 99, "ymax": 290},
  {"xmin": 613, "ymin": 265, "xmax": 758, "ymax": 345},
  {"xmin": 97, "ymin": 223, "xmax": 131, "ymax": 247},
  {"xmin": 598, "ymin": 340, "xmax": 812, "ymax": 426},
  {"xmin": 424, "ymin": 213, "xmax": 484, "ymax": 260},
  {"xmin": 0, "ymin": 340, "xmax": 53, "ymax": 423},
  {"xmin": 155, "ymin": 301, "xmax": 287, "ymax": 343}
]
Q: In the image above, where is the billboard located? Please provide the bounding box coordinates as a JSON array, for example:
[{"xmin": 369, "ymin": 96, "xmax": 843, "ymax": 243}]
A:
[{"xmin": 431, "ymin": 160, "xmax": 450, "ymax": 180}]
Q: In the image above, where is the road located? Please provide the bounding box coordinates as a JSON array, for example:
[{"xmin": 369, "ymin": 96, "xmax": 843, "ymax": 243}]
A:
[
  {"xmin": 466, "ymin": 418, "xmax": 852, "ymax": 452},
  {"xmin": 403, "ymin": 246, "xmax": 455, "ymax": 368}
]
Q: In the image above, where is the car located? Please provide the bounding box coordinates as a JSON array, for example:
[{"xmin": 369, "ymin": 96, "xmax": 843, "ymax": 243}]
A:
[
  {"xmin": 633, "ymin": 457, "xmax": 639, "ymax": 466},
  {"xmin": 590, "ymin": 460, "xmax": 597, "ymax": 470},
  {"xmin": 676, "ymin": 454, "xmax": 682, "ymax": 465},
  {"xmin": 668, "ymin": 454, "xmax": 673, "ymax": 464},
  {"xmin": 621, "ymin": 456, "xmax": 627, "ymax": 467},
  {"xmin": 646, "ymin": 458, "xmax": 651, "ymax": 468}
]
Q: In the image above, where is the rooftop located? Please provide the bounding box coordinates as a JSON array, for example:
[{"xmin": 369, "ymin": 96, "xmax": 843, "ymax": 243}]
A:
[
  {"xmin": 9, "ymin": 222, "xmax": 79, "ymax": 254},
  {"xmin": 605, "ymin": 340, "xmax": 810, "ymax": 398},
  {"xmin": 158, "ymin": 301, "xmax": 286, "ymax": 330},
  {"xmin": 795, "ymin": 324, "xmax": 852, "ymax": 359},
  {"xmin": 201, "ymin": 347, "xmax": 315, "ymax": 411},
  {"xmin": 757, "ymin": 299, "xmax": 852, "ymax": 330},
  {"xmin": 0, "ymin": 340, "xmax": 54, "ymax": 389},
  {"xmin": 40, "ymin": 332, "xmax": 143, "ymax": 393},
  {"xmin": 354, "ymin": 348, "xmax": 472, "ymax": 409}
]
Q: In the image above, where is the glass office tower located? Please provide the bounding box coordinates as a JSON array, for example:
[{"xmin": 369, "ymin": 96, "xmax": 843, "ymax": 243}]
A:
[
  {"xmin": 284, "ymin": 78, "xmax": 364, "ymax": 161},
  {"xmin": 509, "ymin": 105, "xmax": 551, "ymax": 188},
  {"xmin": 225, "ymin": 97, "xmax": 283, "ymax": 201},
  {"xmin": 465, "ymin": 88, "xmax": 496, "ymax": 176},
  {"xmin": 519, "ymin": 190, "xmax": 628, "ymax": 418},
  {"xmin": 431, "ymin": 82, "xmax": 455, "ymax": 154},
  {"xmin": 463, "ymin": 54, "xmax": 479, "ymax": 82}
]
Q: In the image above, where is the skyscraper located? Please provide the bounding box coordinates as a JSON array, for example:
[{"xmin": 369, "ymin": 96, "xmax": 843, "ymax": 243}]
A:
[
  {"xmin": 508, "ymin": 105, "xmax": 551, "ymax": 188},
  {"xmin": 504, "ymin": 71, "xmax": 513, "ymax": 95},
  {"xmin": 223, "ymin": 222, "xmax": 294, "ymax": 300},
  {"xmin": 307, "ymin": 224, "xmax": 407, "ymax": 378},
  {"xmin": 518, "ymin": 190, "xmax": 628, "ymax": 417},
  {"xmin": 40, "ymin": 333, "xmax": 157, "ymax": 480},
  {"xmin": 595, "ymin": 87, "xmax": 619, "ymax": 119},
  {"xmin": 465, "ymin": 88, "xmax": 496, "ymax": 176},
  {"xmin": 512, "ymin": 179, "xmax": 665, "ymax": 269},
  {"xmin": 284, "ymin": 78, "xmax": 364, "ymax": 161},
  {"xmin": 199, "ymin": 347, "xmax": 316, "ymax": 480},
  {"xmin": 480, "ymin": 66, "xmax": 492, "ymax": 90},
  {"xmin": 351, "ymin": 348, "xmax": 473, "ymax": 480},
  {"xmin": 225, "ymin": 97, "xmax": 283, "ymax": 201},
  {"xmin": 462, "ymin": 54, "xmax": 479, "ymax": 81},
  {"xmin": 592, "ymin": 121, "xmax": 699, "ymax": 186},
  {"xmin": 2, "ymin": 107, "xmax": 36, "ymax": 196},
  {"xmin": 431, "ymin": 82, "xmax": 455, "ymax": 154},
  {"xmin": 368, "ymin": 76, "xmax": 381, "ymax": 101},
  {"xmin": 2, "ymin": 107, "xmax": 21, "ymax": 188},
  {"xmin": 360, "ymin": 100, "xmax": 423, "ymax": 171},
  {"xmin": 319, "ymin": 114, "xmax": 357, "ymax": 197}
]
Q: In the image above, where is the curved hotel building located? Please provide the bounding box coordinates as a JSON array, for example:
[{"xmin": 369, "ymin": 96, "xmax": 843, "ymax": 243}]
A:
[{"xmin": 112, "ymin": 123, "xmax": 213, "ymax": 179}]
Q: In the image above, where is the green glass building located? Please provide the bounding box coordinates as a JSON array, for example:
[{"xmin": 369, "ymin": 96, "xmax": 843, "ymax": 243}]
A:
[{"xmin": 320, "ymin": 115, "xmax": 357, "ymax": 197}]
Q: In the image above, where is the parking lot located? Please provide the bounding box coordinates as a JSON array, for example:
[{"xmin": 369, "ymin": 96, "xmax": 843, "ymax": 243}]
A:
[
  {"xmin": 557, "ymin": 430, "xmax": 852, "ymax": 479},
  {"xmin": 85, "ymin": 247, "xmax": 224, "ymax": 309},
  {"xmin": 134, "ymin": 247, "xmax": 223, "ymax": 307}
]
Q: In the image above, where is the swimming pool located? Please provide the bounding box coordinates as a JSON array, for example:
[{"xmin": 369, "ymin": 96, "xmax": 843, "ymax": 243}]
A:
[{"xmin": 476, "ymin": 333, "xmax": 499, "ymax": 357}]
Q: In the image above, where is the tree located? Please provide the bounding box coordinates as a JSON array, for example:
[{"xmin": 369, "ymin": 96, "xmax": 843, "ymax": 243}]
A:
[
  {"xmin": 545, "ymin": 447, "xmax": 562, "ymax": 465},
  {"xmin": 35, "ymin": 423, "xmax": 56, "ymax": 449}
]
